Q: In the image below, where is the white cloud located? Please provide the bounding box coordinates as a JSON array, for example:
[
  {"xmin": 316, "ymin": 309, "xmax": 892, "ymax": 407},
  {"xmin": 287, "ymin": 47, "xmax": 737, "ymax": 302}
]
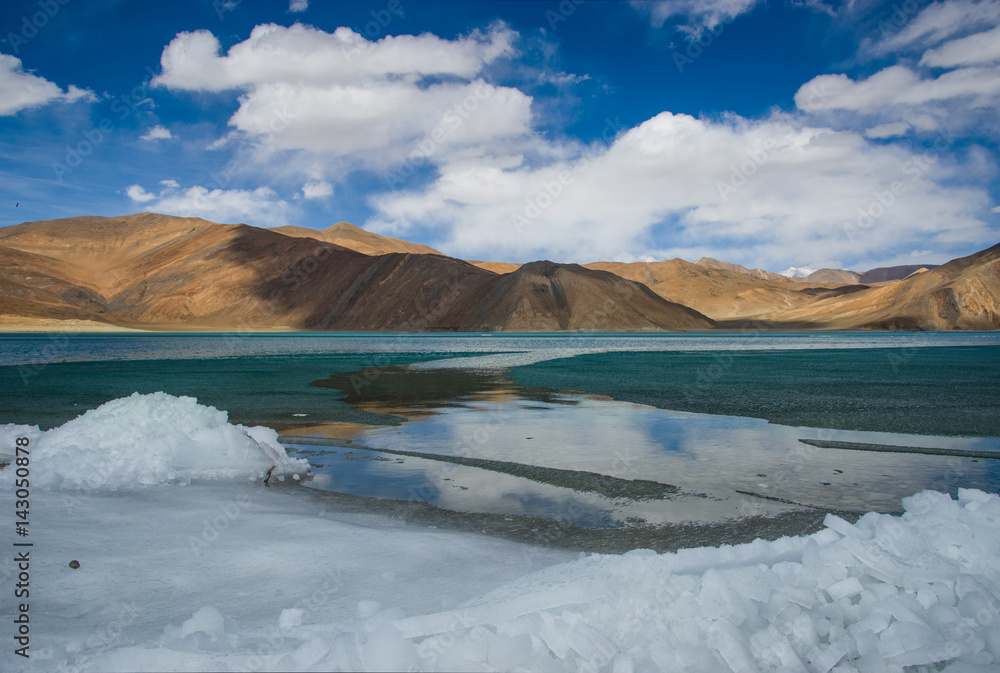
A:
[
  {"xmin": 368, "ymin": 112, "xmax": 991, "ymax": 269},
  {"xmin": 154, "ymin": 23, "xmax": 516, "ymax": 91},
  {"xmin": 126, "ymin": 184, "xmax": 157, "ymax": 203},
  {"xmin": 798, "ymin": 1, "xmax": 1000, "ymax": 147},
  {"xmin": 0, "ymin": 54, "xmax": 94, "ymax": 116},
  {"xmin": 921, "ymin": 24, "xmax": 1000, "ymax": 67},
  {"xmin": 301, "ymin": 180, "xmax": 333, "ymax": 199},
  {"xmin": 289, "ymin": 0, "xmax": 308, "ymax": 12},
  {"xmin": 629, "ymin": 0, "xmax": 763, "ymax": 36},
  {"xmin": 992, "ymin": 205, "xmax": 1000, "ymax": 213},
  {"xmin": 125, "ymin": 182, "xmax": 289, "ymax": 226},
  {"xmin": 875, "ymin": 0, "xmax": 1000, "ymax": 54},
  {"xmin": 139, "ymin": 125, "xmax": 174, "ymax": 141},
  {"xmin": 153, "ymin": 23, "xmax": 528, "ymax": 167},
  {"xmin": 865, "ymin": 122, "xmax": 911, "ymax": 139},
  {"xmin": 142, "ymin": 20, "xmax": 996, "ymax": 270},
  {"xmin": 795, "ymin": 65, "xmax": 1000, "ymax": 112}
]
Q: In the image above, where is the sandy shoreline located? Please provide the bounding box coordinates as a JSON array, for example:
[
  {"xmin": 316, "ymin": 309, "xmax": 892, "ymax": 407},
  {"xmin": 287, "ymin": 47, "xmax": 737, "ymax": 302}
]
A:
[
  {"xmin": 0, "ymin": 317, "xmax": 304, "ymax": 333},
  {"xmin": 0, "ymin": 318, "xmax": 146, "ymax": 332}
]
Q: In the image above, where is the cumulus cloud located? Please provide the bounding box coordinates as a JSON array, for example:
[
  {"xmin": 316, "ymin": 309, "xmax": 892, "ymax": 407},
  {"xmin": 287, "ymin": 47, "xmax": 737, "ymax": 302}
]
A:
[
  {"xmin": 154, "ymin": 23, "xmax": 516, "ymax": 90},
  {"xmin": 126, "ymin": 184, "xmax": 156, "ymax": 202},
  {"xmin": 139, "ymin": 125, "xmax": 174, "ymax": 141},
  {"xmin": 152, "ymin": 23, "xmax": 528, "ymax": 167},
  {"xmin": 125, "ymin": 181, "xmax": 289, "ymax": 226},
  {"xmin": 795, "ymin": 65, "xmax": 1000, "ymax": 112},
  {"xmin": 142, "ymin": 18, "xmax": 995, "ymax": 270},
  {"xmin": 0, "ymin": 54, "xmax": 93, "ymax": 116},
  {"xmin": 289, "ymin": 0, "xmax": 308, "ymax": 12},
  {"xmin": 368, "ymin": 112, "xmax": 991, "ymax": 269},
  {"xmin": 300, "ymin": 180, "xmax": 332, "ymax": 199},
  {"xmin": 800, "ymin": 1, "xmax": 1000, "ymax": 138},
  {"xmin": 629, "ymin": 0, "xmax": 763, "ymax": 36}
]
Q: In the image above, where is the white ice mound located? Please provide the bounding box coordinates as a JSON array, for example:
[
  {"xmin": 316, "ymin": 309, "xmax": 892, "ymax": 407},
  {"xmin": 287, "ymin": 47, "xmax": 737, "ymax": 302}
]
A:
[
  {"xmin": 388, "ymin": 489, "xmax": 1000, "ymax": 672},
  {"xmin": 0, "ymin": 392, "xmax": 310, "ymax": 491}
]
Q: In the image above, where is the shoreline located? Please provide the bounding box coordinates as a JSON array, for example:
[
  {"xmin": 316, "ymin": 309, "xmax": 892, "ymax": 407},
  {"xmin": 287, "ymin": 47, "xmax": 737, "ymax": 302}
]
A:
[{"xmin": 2, "ymin": 322, "xmax": 998, "ymax": 335}]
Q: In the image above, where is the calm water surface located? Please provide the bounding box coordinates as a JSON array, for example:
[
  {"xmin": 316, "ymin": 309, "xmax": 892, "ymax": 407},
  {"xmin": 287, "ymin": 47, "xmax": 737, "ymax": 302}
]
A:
[{"xmin": 2, "ymin": 332, "xmax": 998, "ymax": 551}]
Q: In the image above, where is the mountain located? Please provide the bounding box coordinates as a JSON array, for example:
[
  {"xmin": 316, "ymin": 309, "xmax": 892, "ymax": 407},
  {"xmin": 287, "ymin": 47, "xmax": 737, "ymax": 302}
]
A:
[
  {"xmin": 585, "ymin": 259, "xmax": 866, "ymax": 321},
  {"xmin": 455, "ymin": 261, "xmax": 712, "ymax": 331},
  {"xmin": 694, "ymin": 257, "xmax": 785, "ymax": 282},
  {"xmin": 756, "ymin": 244, "xmax": 1000, "ymax": 330},
  {"xmin": 859, "ymin": 264, "xmax": 939, "ymax": 283},
  {"xmin": 270, "ymin": 221, "xmax": 443, "ymax": 256},
  {"xmin": 0, "ymin": 214, "xmax": 712, "ymax": 332},
  {"xmin": 801, "ymin": 268, "xmax": 862, "ymax": 284},
  {"xmin": 0, "ymin": 213, "xmax": 995, "ymax": 331},
  {"xmin": 696, "ymin": 257, "xmax": 939, "ymax": 286},
  {"xmin": 779, "ymin": 265, "xmax": 817, "ymax": 278},
  {"xmin": 468, "ymin": 260, "xmax": 522, "ymax": 274}
]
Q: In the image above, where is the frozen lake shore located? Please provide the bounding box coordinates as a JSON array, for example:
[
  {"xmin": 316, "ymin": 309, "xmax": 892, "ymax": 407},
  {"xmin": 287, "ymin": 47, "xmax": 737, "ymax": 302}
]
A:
[{"xmin": 2, "ymin": 393, "xmax": 999, "ymax": 672}]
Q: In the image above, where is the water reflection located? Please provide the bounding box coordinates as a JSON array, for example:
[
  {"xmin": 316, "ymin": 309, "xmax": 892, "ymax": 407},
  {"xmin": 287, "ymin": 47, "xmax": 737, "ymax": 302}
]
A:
[{"xmin": 289, "ymin": 364, "xmax": 1000, "ymax": 542}]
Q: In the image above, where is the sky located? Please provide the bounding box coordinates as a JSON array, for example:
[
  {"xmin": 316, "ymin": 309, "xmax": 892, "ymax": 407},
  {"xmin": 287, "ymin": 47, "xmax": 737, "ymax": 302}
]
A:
[{"xmin": 1, "ymin": 0, "xmax": 999, "ymax": 272}]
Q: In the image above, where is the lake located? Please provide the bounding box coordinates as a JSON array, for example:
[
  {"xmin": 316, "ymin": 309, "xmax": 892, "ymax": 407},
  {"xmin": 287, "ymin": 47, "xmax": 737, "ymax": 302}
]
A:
[{"xmin": 2, "ymin": 331, "xmax": 998, "ymax": 552}]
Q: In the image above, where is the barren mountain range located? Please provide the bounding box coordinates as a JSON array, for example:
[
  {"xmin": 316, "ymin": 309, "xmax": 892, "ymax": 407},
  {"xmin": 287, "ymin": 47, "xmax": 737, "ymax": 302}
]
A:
[{"xmin": 0, "ymin": 213, "xmax": 996, "ymax": 331}]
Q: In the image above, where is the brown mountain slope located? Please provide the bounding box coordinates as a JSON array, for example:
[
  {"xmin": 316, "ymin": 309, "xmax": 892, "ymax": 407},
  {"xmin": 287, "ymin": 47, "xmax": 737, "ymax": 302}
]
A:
[
  {"xmin": 801, "ymin": 268, "xmax": 862, "ymax": 284},
  {"xmin": 694, "ymin": 257, "xmax": 785, "ymax": 281},
  {"xmin": 0, "ymin": 214, "xmax": 711, "ymax": 331},
  {"xmin": 859, "ymin": 264, "xmax": 938, "ymax": 283},
  {"xmin": 468, "ymin": 260, "xmax": 522, "ymax": 274},
  {"xmin": 758, "ymin": 243, "xmax": 1000, "ymax": 330},
  {"xmin": 585, "ymin": 259, "xmax": 866, "ymax": 321},
  {"xmin": 441, "ymin": 261, "xmax": 713, "ymax": 331},
  {"xmin": 0, "ymin": 212, "xmax": 221, "ymax": 295},
  {"xmin": 271, "ymin": 221, "xmax": 443, "ymax": 256}
]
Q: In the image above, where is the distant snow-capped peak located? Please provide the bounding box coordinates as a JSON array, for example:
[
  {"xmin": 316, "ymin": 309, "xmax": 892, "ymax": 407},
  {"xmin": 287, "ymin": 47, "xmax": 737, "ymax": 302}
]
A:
[{"xmin": 779, "ymin": 266, "xmax": 817, "ymax": 278}]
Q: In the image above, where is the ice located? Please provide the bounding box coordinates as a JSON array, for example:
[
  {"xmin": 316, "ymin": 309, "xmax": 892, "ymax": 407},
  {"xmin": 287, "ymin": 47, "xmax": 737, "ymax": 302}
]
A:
[
  {"xmin": 829, "ymin": 577, "xmax": 864, "ymax": 601},
  {"xmin": 3, "ymin": 394, "xmax": 1000, "ymax": 672},
  {"xmin": 0, "ymin": 392, "xmax": 309, "ymax": 491},
  {"xmin": 178, "ymin": 606, "xmax": 225, "ymax": 640},
  {"xmin": 279, "ymin": 608, "xmax": 304, "ymax": 630}
]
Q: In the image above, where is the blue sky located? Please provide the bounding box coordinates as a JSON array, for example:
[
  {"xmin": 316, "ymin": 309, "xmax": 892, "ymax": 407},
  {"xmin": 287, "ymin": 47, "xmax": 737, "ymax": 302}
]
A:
[{"xmin": 2, "ymin": 0, "xmax": 999, "ymax": 271}]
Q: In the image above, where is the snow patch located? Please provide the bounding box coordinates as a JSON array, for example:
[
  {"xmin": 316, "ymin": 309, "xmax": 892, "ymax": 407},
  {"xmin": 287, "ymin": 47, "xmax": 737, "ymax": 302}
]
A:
[
  {"xmin": 0, "ymin": 392, "xmax": 309, "ymax": 491},
  {"xmin": 779, "ymin": 265, "xmax": 817, "ymax": 278}
]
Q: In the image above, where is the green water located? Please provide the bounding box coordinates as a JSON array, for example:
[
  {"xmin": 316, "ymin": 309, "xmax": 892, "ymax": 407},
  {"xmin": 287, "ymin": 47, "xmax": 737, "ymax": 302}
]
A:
[
  {"xmin": 2, "ymin": 333, "xmax": 998, "ymax": 552},
  {"xmin": 0, "ymin": 352, "xmax": 463, "ymax": 429},
  {"xmin": 510, "ymin": 346, "xmax": 1000, "ymax": 437}
]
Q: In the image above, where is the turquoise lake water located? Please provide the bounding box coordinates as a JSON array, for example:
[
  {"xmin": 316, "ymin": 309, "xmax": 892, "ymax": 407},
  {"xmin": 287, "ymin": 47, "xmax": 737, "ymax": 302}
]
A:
[{"xmin": 2, "ymin": 332, "xmax": 999, "ymax": 551}]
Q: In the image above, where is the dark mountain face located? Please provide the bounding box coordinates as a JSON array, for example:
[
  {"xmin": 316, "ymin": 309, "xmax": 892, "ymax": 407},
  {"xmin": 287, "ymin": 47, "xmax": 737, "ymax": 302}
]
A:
[
  {"xmin": 0, "ymin": 214, "xmax": 714, "ymax": 332},
  {"xmin": 858, "ymin": 265, "xmax": 939, "ymax": 284}
]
